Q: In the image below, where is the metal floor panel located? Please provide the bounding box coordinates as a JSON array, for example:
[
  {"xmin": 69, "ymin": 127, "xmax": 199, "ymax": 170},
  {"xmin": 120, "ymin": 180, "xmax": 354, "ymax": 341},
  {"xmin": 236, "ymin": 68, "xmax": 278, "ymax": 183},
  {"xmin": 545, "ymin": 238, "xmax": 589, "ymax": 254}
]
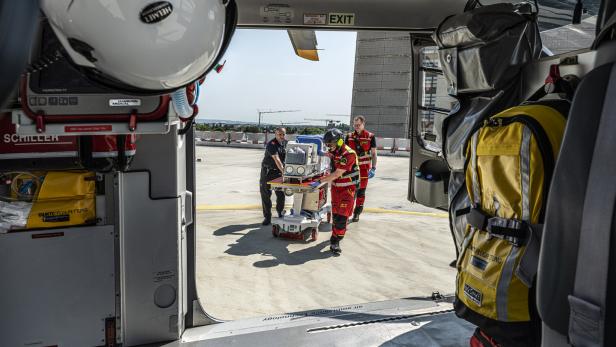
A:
[
  {"xmin": 158, "ymin": 298, "xmax": 475, "ymax": 347},
  {"xmin": 0, "ymin": 226, "xmax": 116, "ymax": 347}
]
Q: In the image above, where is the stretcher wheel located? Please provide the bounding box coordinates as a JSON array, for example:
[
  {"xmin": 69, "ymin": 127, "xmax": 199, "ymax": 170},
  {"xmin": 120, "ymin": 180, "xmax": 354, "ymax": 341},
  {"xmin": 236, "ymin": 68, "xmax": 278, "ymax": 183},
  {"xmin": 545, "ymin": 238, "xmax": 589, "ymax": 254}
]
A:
[
  {"xmin": 303, "ymin": 227, "xmax": 317, "ymax": 242},
  {"xmin": 272, "ymin": 225, "xmax": 280, "ymax": 237},
  {"xmin": 310, "ymin": 228, "xmax": 318, "ymax": 242},
  {"xmin": 326, "ymin": 212, "xmax": 332, "ymax": 224}
]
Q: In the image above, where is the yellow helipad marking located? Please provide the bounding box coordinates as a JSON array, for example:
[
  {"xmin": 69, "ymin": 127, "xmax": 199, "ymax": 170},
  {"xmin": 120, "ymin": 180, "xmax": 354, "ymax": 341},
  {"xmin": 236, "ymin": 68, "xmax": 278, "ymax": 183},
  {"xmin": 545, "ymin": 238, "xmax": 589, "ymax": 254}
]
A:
[
  {"xmin": 363, "ymin": 208, "xmax": 448, "ymax": 218},
  {"xmin": 196, "ymin": 204, "xmax": 448, "ymax": 218}
]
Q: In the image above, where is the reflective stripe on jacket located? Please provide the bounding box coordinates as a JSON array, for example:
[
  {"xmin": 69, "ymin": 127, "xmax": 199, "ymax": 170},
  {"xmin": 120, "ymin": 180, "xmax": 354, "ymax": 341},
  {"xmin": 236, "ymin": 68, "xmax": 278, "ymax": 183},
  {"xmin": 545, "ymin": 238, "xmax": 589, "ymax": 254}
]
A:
[{"xmin": 330, "ymin": 144, "xmax": 359, "ymax": 187}]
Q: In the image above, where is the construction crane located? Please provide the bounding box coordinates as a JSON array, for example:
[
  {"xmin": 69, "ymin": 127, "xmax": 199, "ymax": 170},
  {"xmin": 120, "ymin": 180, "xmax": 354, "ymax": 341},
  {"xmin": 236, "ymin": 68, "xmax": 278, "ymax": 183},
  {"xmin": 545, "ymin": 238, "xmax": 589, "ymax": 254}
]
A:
[
  {"xmin": 257, "ymin": 109, "xmax": 300, "ymax": 128},
  {"xmin": 280, "ymin": 121, "xmax": 310, "ymax": 126},
  {"xmin": 305, "ymin": 114, "xmax": 349, "ymax": 126},
  {"xmin": 327, "ymin": 113, "xmax": 352, "ymax": 126},
  {"xmin": 304, "ymin": 118, "xmax": 343, "ymax": 128}
]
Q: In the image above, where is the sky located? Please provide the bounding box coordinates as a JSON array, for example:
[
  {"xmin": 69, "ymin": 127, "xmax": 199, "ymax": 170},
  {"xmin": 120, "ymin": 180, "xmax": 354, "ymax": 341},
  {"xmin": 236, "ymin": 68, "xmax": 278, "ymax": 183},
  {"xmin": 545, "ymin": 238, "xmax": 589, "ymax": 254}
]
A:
[{"xmin": 196, "ymin": 29, "xmax": 357, "ymax": 126}]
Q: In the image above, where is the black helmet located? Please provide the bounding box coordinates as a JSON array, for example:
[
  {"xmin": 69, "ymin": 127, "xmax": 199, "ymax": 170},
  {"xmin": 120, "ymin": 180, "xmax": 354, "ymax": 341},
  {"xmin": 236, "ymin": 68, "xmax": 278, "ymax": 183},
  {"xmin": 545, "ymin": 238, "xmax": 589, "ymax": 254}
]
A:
[{"xmin": 323, "ymin": 128, "xmax": 343, "ymax": 144}]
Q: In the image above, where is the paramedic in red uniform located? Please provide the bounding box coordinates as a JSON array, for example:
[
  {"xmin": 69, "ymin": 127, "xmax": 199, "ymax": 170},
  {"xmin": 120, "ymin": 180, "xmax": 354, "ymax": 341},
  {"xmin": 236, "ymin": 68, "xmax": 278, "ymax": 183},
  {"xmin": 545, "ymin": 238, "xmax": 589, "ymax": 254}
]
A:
[
  {"xmin": 345, "ymin": 115, "xmax": 377, "ymax": 222},
  {"xmin": 311, "ymin": 128, "xmax": 359, "ymax": 255}
]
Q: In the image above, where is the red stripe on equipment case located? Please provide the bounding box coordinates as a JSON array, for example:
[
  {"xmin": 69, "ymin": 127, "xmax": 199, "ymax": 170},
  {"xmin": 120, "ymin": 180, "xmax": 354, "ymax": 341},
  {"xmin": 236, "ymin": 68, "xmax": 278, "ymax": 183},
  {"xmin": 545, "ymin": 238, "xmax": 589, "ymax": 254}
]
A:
[
  {"xmin": 65, "ymin": 125, "xmax": 113, "ymax": 132},
  {"xmin": 32, "ymin": 232, "xmax": 65, "ymax": 239}
]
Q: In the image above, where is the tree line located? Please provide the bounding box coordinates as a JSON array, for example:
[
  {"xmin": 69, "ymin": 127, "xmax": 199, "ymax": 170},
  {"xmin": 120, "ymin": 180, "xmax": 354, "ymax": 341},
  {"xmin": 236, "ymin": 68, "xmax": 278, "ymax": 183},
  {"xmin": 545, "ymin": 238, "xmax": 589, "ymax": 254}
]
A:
[{"xmin": 194, "ymin": 123, "xmax": 350, "ymax": 135}]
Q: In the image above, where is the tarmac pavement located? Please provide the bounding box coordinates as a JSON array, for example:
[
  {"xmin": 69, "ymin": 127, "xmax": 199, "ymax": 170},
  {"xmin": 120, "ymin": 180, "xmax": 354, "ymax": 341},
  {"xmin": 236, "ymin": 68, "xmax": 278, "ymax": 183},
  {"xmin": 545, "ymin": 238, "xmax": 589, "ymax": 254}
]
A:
[{"xmin": 194, "ymin": 146, "xmax": 455, "ymax": 320}]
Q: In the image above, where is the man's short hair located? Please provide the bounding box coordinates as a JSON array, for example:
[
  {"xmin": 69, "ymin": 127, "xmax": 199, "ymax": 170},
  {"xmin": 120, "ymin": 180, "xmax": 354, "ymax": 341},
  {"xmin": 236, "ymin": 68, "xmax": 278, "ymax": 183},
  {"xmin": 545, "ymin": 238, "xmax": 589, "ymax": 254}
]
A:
[
  {"xmin": 353, "ymin": 115, "xmax": 366, "ymax": 123},
  {"xmin": 275, "ymin": 127, "xmax": 286, "ymax": 134}
]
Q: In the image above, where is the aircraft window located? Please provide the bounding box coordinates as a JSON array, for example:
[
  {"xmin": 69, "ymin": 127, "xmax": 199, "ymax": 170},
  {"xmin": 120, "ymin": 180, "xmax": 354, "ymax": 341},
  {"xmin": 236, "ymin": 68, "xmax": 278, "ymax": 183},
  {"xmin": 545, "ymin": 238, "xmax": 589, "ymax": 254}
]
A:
[
  {"xmin": 478, "ymin": 0, "xmax": 600, "ymax": 56},
  {"xmin": 417, "ymin": 46, "xmax": 456, "ymax": 153},
  {"xmin": 419, "ymin": 71, "xmax": 454, "ymax": 112},
  {"xmin": 537, "ymin": 0, "xmax": 600, "ymax": 56}
]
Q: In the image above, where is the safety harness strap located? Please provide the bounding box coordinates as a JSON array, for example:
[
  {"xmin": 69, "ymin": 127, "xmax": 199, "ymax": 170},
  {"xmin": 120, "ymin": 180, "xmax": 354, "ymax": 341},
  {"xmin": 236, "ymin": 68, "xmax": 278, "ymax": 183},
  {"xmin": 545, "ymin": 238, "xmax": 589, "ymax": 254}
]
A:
[
  {"xmin": 333, "ymin": 164, "xmax": 360, "ymax": 187},
  {"xmin": 568, "ymin": 64, "xmax": 616, "ymax": 347},
  {"xmin": 341, "ymin": 171, "xmax": 359, "ymax": 179}
]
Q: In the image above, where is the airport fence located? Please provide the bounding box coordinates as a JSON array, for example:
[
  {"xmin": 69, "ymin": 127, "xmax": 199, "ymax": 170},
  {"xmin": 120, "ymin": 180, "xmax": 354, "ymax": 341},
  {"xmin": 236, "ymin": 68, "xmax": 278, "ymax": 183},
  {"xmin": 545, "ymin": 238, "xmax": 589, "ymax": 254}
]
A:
[{"xmin": 194, "ymin": 131, "xmax": 413, "ymax": 154}]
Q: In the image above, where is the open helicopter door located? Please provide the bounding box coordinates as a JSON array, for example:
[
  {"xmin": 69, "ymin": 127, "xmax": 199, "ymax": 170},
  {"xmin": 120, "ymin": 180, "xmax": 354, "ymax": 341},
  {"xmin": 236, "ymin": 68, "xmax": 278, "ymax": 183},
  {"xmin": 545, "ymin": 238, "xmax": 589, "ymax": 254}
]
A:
[{"xmin": 407, "ymin": 39, "xmax": 454, "ymax": 211}]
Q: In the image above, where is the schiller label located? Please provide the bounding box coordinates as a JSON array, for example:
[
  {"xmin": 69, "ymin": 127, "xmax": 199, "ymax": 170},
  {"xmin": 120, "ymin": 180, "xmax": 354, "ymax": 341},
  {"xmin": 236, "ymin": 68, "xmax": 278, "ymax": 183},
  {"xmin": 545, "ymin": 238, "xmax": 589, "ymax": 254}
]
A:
[
  {"xmin": 109, "ymin": 99, "xmax": 142, "ymax": 107},
  {"xmin": 0, "ymin": 115, "xmax": 78, "ymax": 157},
  {"xmin": 3, "ymin": 134, "xmax": 60, "ymax": 144}
]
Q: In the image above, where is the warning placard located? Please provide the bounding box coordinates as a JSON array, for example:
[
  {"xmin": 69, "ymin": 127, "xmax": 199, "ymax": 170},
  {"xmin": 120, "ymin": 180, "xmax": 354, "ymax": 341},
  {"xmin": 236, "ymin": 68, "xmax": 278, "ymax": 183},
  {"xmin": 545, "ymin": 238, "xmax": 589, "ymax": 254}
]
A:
[
  {"xmin": 260, "ymin": 4, "xmax": 294, "ymax": 24},
  {"xmin": 304, "ymin": 13, "xmax": 327, "ymax": 25}
]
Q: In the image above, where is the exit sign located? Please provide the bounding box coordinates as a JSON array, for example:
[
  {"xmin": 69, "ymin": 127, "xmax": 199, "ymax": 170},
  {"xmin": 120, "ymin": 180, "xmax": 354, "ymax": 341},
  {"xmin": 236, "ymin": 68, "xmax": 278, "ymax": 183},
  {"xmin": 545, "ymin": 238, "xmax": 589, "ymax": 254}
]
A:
[{"xmin": 328, "ymin": 13, "xmax": 355, "ymax": 26}]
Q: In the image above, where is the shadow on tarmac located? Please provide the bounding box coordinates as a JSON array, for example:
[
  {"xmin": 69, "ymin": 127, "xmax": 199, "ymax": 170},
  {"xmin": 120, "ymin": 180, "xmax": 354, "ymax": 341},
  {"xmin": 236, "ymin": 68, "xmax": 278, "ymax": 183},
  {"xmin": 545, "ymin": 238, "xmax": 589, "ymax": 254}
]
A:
[
  {"xmin": 378, "ymin": 177, "xmax": 399, "ymax": 182},
  {"xmin": 212, "ymin": 223, "xmax": 335, "ymax": 268},
  {"xmin": 213, "ymin": 223, "xmax": 262, "ymax": 236}
]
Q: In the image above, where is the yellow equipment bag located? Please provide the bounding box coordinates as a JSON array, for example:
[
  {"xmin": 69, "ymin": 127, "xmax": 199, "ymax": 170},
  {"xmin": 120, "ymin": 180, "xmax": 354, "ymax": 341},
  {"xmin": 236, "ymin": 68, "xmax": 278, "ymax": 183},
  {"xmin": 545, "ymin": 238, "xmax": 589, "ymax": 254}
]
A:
[
  {"xmin": 26, "ymin": 171, "xmax": 96, "ymax": 229},
  {"xmin": 454, "ymin": 105, "xmax": 566, "ymax": 339}
]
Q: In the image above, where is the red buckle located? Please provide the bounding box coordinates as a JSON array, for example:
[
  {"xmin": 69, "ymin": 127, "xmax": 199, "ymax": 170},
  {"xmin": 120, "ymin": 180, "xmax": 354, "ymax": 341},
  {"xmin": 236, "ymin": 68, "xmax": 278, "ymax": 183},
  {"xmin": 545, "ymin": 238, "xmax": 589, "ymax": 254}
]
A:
[
  {"xmin": 545, "ymin": 64, "xmax": 561, "ymax": 85},
  {"xmin": 128, "ymin": 112, "xmax": 137, "ymax": 132},
  {"xmin": 35, "ymin": 113, "xmax": 45, "ymax": 133}
]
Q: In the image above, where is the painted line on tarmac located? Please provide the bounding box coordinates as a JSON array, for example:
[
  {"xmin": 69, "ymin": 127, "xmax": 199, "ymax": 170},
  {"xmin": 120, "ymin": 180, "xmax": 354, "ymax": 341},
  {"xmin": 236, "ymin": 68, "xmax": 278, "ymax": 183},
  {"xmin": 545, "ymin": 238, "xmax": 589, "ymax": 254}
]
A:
[
  {"xmin": 363, "ymin": 207, "xmax": 448, "ymax": 218},
  {"xmin": 195, "ymin": 204, "xmax": 448, "ymax": 218}
]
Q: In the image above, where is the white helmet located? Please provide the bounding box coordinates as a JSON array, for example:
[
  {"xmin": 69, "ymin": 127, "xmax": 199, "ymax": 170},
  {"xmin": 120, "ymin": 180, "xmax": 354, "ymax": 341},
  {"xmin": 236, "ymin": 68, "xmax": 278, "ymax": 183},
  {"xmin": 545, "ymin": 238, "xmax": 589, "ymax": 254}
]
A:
[{"xmin": 40, "ymin": 0, "xmax": 236, "ymax": 94}]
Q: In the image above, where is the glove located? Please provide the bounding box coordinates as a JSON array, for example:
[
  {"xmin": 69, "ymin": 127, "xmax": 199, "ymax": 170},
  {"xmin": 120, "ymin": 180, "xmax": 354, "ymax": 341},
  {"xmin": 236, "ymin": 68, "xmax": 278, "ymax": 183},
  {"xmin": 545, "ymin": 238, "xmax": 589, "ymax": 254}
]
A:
[
  {"xmin": 309, "ymin": 181, "xmax": 321, "ymax": 188},
  {"xmin": 368, "ymin": 167, "xmax": 376, "ymax": 179}
]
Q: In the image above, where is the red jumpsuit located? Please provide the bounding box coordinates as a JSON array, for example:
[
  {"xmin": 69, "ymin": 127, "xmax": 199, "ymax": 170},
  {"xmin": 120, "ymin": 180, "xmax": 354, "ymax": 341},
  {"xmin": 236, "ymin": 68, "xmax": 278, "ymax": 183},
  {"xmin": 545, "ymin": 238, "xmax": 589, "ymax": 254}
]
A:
[
  {"xmin": 345, "ymin": 130, "xmax": 376, "ymax": 215},
  {"xmin": 328, "ymin": 144, "xmax": 359, "ymax": 239}
]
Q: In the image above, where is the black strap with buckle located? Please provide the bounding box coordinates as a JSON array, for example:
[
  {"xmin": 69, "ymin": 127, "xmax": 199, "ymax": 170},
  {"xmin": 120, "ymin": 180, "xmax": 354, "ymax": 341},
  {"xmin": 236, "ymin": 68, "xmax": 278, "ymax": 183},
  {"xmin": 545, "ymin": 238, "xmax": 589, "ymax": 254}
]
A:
[
  {"xmin": 461, "ymin": 207, "xmax": 531, "ymax": 246},
  {"xmin": 458, "ymin": 206, "xmax": 544, "ymax": 287}
]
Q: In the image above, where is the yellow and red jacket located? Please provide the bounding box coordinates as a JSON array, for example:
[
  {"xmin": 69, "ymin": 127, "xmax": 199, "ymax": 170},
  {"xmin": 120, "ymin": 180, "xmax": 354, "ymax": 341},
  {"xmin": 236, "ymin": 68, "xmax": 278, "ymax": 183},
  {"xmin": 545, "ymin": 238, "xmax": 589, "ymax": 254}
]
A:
[
  {"xmin": 329, "ymin": 144, "xmax": 359, "ymax": 187},
  {"xmin": 345, "ymin": 130, "xmax": 376, "ymax": 168}
]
